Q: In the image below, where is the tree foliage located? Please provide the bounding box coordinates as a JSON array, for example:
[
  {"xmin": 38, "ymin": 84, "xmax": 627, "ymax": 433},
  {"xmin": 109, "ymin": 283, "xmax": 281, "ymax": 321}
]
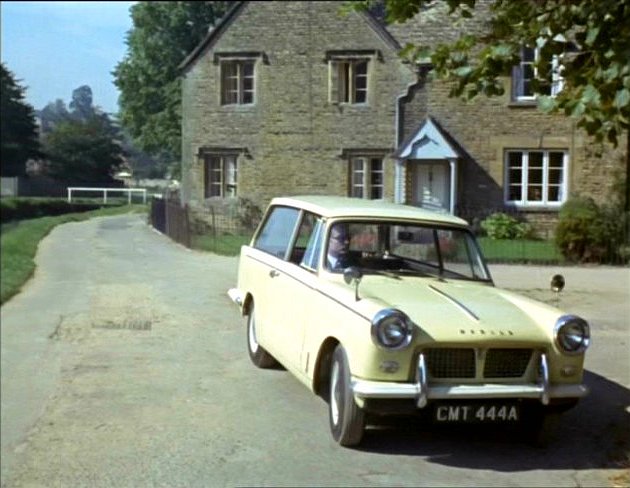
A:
[
  {"xmin": 113, "ymin": 1, "xmax": 233, "ymax": 163},
  {"xmin": 0, "ymin": 63, "xmax": 41, "ymax": 176},
  {"xmin": 353, "ymin": 0, "xmax": 630, "ymax": 146},
  {"xmin": 39, "ymin": 99, "xmax": 71, "ymax": 135},
  {"xmin": 69, "ymin": 85, "xmax": 96, "ymax": 121},
  {"xmin": 43, "ymin": 116, "xmax": 125, "ymax": 184}
]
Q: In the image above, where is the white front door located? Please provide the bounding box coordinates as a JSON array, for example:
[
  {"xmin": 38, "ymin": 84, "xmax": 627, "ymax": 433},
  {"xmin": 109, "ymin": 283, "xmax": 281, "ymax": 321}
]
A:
[{"xmin": 412, "ymin": 161, "xmax": 450, "ymax": 212}]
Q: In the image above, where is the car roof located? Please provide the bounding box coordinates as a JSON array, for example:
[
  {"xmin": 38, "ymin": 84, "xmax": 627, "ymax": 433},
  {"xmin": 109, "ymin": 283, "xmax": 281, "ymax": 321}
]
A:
[{"xmin": 269, "ymin": 196, "xmax": 469, "ymax": 226}]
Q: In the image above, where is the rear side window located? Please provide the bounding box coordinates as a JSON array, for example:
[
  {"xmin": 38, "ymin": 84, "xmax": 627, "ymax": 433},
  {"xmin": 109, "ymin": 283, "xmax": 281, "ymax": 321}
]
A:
[{"xmin": 253, "ymin": 206, "xmax": 300, "ymax": 258}]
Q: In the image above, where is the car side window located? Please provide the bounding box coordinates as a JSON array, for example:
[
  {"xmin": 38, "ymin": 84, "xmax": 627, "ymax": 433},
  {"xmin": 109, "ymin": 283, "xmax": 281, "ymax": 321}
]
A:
[
  {"xmin": 253, "ymin": 206, "xmax": 300, "ymax": 258},
  {"xmin": 300, "ymin": 217, "xmax": 324, "ymax": 270}
]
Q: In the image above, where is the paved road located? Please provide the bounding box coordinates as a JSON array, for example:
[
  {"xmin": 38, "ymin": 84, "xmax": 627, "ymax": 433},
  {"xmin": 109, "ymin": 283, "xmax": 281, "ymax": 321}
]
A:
[{"xmin": 1, "ymin": 213, "xmax": 629, "ymax": 487}]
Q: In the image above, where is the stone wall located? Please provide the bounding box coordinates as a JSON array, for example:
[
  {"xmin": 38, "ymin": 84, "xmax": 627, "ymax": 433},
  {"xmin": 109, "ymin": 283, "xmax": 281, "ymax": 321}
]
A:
[{"xmin": 181, "ymin": 1, "xmax": 416, "ymax": 212}]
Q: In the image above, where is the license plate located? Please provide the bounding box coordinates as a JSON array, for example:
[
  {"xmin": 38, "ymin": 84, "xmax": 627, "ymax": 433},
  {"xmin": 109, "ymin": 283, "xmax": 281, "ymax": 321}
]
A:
[{"xmin": 434, "ymin": 404, "xmax": 520, "ymax": 423}]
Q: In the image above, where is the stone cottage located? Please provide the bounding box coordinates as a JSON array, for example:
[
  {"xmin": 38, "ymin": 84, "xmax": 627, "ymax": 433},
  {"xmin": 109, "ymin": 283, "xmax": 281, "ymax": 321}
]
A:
[{"xmin": 179, "ymin": 0, "xmax": 627, "ymax": 235}]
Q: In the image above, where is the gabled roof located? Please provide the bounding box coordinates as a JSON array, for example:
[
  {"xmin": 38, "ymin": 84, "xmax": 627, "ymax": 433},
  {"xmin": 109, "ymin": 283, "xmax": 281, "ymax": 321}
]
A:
[
  {"xmin": 178, "ymin": 1, "xmax": 402, "ymax": 74},
  {"xmin": 394, "ymin": 116, "xmax": 461, "ymax": 159},
  {"xmin": 179, "ymin": 1, "xmax": 247, "ymax": 73}
]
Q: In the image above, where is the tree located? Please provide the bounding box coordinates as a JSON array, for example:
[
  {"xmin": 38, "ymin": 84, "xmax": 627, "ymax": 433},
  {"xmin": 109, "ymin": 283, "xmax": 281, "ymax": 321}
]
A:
[
  {"xmin": 0, "ymin": 63, "xmax": 41, "ymax": 176},
  {"xmin": 113, "ymin": 1, "xmax": 233, "ymax": 165},
  {"xmin": 39, "ymin": 99, "xmax": 71, "ymax": 135},
  {"xmin": 43, "ymin": 116, "xmax": 125, "ymax": 184},
  {"xmin": 355, "ymin": 0, "xmax": 629, "ymax": 147},
  {"xmin": 69, "ymin": 85, "xmax": 96, "ymax": 122}
]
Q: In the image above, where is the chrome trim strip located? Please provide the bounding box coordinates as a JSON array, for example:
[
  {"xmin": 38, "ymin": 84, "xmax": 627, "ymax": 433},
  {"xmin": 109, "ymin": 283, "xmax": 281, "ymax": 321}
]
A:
[{"xmin": 428, "ymin": 284, "xmax": 479, "ymax": 321}]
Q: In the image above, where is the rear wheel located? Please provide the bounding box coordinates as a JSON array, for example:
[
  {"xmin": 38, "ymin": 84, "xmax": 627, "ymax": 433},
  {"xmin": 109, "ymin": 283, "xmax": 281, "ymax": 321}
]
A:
[
  {"xmin": 329, "ymin": 345, "xmax": 365, "ymax": 446},
  {"xmin": 246, "ymin": 303, "xmax": 277, "ymax": 368}
]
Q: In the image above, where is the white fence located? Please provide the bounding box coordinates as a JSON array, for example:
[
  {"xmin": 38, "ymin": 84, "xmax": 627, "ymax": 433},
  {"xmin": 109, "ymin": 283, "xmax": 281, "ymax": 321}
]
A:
[
  {"xmin": 1, "ymin": 177, "xmax": 19, "ymax": 197},
  {"xmin": 67, "ymin": 187, "xmax": 147, "ymax": 204}
]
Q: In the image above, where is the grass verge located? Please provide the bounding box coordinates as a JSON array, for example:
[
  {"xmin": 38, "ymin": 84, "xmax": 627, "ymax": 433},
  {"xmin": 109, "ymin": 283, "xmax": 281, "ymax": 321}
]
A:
[
  {"xmin": 191, "ymin": 233, "xmax": 251, "ymax": 256},
  {"xmin": 1, "ymin": 204, "xmax": 147, "ymax": 305},
  {"xmin": 478, "ymin": 237, "xmax": 564, "ymax": 264}
]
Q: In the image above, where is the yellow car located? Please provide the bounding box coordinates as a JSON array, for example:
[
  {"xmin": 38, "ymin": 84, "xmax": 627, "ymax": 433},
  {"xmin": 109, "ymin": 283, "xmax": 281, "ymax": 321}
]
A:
[{"xmin": 228, "ymin": 196, "xmax": 589, "ymax": 446}]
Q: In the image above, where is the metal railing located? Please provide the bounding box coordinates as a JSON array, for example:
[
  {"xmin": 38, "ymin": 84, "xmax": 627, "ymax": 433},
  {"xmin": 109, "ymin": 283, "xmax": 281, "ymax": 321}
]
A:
[
  {"xmin": 150, "ymin": 196, "xmax": 191, "ymax": 248},
  {"xmin": 67, "ymin": 187, "xmax": 147, "ymax": 204}
]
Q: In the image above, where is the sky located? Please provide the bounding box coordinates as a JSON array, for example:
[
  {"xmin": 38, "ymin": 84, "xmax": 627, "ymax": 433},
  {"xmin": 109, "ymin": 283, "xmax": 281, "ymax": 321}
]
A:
[{"xmin": 1, "ymin": 1, "xmax": 136, "ymax": 115}]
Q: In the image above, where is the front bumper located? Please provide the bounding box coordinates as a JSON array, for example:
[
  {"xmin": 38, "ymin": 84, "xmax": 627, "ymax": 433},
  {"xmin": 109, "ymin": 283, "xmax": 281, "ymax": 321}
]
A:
[{"xmin": 351, "ymin": 352, "xmax": 588, "ymax": 408}]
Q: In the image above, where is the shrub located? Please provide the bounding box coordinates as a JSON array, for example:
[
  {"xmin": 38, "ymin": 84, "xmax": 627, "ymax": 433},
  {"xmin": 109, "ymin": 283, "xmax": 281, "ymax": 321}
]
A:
[
  {"xmin": 480, "ymin": 212, "xmax": 531, "ymax": 240},
  {"xmin": 0, "ymin": 197, "xmax": 112, "ymax": 222},
  {"xmin": 555, "ymin": 196, "xmax": 628, "ymax": 263}
]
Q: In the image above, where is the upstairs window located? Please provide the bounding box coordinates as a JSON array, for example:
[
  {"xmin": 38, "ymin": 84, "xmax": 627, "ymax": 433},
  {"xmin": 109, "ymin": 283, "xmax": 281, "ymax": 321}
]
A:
[
  {"xmin": 512, "ymin": 47, "xmax": 563, "ymax": 101},
  {"xmin": 350, "ymin": 157, "xmax": 383, "ymax": 199},
  {"xmin": 505, "ymin": 150, "xmax": 567, "ymax": 207},
  {"xmin": 205, "ymin": 154, "xmax": 238, "ymax": 198},
  {"xmin": 329, "ymin": 59, "xmax": 369, "ymax": 104},
  {"xmin": 221, "ymin": 60, "xmax": 255, "ymax": 105}
]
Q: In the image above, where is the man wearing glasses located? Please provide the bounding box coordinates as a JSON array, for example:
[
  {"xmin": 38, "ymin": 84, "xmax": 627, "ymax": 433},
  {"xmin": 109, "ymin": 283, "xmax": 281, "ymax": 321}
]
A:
[{"xmin": 326, "ymin": 224, "xmax": 358, "ymax": 271}]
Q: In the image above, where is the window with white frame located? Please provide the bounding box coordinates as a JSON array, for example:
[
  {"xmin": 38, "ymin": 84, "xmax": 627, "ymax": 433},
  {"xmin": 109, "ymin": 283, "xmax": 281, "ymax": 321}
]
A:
[
  {"xmin": 350, "ymin": 157, "xmax": 383, "ymax": 199},
  {"xmin": 220, "ymin": 60, "xmax": 255, "ymax": 105},
  {"xmin": 205, "ymin": 154, "xmax": 238, "ymax": 198},
  {"xmin": 513, "ymin": 47, "xmax": 563, "ymax": 101},
  {"xmin": 505, "ymin": 150, "xmax": 567, "ymax": 206},
  {"xmin": 329, "ymin": 59, "xmax": 369, "ymax": 104}
]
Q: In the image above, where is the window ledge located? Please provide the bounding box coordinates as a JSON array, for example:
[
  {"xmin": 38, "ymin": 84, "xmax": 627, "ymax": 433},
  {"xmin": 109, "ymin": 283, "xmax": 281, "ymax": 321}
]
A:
[
  {"xmin": 508, "ymin": 101, "xmax": 538, "ymax": 108},
  {"xmin": 505, "ymin": 204, "xmax": 562, "ymax": 213},
  {"xmin": 219, "ymin": 104, "xmax": 257, "ymax": 111},
  {"xmin": 330, "ymin": 103, "xmax": 371, "ymax": 109}
]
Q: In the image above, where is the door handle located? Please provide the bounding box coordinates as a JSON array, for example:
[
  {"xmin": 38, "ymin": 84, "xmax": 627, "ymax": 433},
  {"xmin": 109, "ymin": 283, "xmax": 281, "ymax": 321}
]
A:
[{"xmin": 269, "ymin": 270, "xmax": 280, "ymax": 278}]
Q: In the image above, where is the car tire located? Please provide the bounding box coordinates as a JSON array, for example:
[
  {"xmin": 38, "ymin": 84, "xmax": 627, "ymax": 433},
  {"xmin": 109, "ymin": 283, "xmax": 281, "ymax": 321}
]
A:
[
  {"xmin": 328, "ymin": 345, "xmax": 365, "ymax": 447},
  {"xmin": 246, "ymin": 304, "xmax": 277, "ymax": 369}
]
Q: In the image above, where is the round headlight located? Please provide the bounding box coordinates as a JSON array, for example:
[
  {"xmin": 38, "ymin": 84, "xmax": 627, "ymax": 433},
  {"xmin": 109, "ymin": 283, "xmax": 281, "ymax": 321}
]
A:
[
  {"xmin": 554, "ymin": 315, "xmax": 590, "ymax": 354},
  {"xmin": 371, "ymin": 309, "xmax": 414, "ymax": 350}
]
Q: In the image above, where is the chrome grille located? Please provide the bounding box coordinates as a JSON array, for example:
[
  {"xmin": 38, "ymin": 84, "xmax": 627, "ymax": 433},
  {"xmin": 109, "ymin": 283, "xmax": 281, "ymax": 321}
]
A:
[
  {"xmin": 425, "ymin": 348, "xmax": 475, "ymax": 378},
  {"xmin": 484, "ymin": 348, "xmax": 533, "ymax": 378},
  {"xmin": 422, "ymin": 347, "xmax": 534, "ymax": 380}
]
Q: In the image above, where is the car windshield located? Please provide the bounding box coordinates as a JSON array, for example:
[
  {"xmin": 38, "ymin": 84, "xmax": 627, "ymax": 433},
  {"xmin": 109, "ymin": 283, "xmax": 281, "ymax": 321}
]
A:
[{"xmin": 324, "ymin": 221, "xmax": 491, "ymax": 281}]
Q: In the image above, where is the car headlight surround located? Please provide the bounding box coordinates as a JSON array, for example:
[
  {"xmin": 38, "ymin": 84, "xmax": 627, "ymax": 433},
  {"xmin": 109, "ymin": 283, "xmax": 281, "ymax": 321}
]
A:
[
  {"xmin": 371, "ymin": 309, "xmax": 414, "ymax": 350},
  {"xmin": 554, "ymin": 314, "xmax": 590, "ymax": 354}
]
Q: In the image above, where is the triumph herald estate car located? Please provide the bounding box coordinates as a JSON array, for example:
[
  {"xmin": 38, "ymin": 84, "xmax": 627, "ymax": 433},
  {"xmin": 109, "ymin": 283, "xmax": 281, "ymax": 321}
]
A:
[{"xmin": 228, "ymin": 196, "xmax": 590, "ymax": 446}]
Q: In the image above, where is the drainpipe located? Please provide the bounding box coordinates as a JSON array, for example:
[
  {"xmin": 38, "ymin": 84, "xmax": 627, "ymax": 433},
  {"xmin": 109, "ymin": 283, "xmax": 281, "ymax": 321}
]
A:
[
  {"xmin": 395, "ymin": 74, "xmax": 424, "ymax": 204},
  {"xmin": 449, "ymin": 157, "xmax": 457, "ymax": 214}
]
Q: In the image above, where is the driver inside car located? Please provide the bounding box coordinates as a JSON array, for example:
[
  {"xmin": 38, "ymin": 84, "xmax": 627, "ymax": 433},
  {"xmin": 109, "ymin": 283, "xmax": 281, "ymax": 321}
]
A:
[{"xmin": 326, "ymin": 224, "xmax": 358, "ymax": 271}]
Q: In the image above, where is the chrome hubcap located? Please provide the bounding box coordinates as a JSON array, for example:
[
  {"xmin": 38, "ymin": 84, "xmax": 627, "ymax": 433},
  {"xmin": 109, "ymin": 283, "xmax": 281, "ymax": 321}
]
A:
[
  {"xmin": 330, "ymin": 361, "xmax": 340, "ymax": 426},
  {"xmin": 248, "ymin": 314, "xmax": 259, "ymax": 354}
]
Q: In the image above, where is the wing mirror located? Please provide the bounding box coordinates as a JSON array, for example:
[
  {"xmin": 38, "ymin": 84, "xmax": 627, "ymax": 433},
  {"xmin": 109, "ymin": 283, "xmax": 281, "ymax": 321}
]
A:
[
  {"xmin": 550, "ymin": 274, "xmax": 565, "ymax": 305},
  {"xmin": 343, "ymin": 266, "xmax": 363, "ymax": 301}
]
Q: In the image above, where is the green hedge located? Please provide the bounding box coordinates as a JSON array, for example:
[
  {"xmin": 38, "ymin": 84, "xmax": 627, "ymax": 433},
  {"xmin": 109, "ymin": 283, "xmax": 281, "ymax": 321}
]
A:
[{"xmin": 0, "ymin": 197, "xmax": 125, "ymax": 222}]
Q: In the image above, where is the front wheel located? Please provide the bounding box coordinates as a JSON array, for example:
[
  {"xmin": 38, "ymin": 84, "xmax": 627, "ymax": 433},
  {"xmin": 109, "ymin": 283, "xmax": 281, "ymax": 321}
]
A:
[
  {"xmin": 246, "ymin": 304, "xmax": 277, "ymax": 368},
  {"xmin": 329, "ymin": 345, "xmax": 365, "ymax": 446}
]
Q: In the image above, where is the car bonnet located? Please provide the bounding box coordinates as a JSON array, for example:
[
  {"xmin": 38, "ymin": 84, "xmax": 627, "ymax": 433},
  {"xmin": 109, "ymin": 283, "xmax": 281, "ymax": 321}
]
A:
[{"xmin": 355, "ymin": 276, "xmax": 556, "ymax": 344}]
